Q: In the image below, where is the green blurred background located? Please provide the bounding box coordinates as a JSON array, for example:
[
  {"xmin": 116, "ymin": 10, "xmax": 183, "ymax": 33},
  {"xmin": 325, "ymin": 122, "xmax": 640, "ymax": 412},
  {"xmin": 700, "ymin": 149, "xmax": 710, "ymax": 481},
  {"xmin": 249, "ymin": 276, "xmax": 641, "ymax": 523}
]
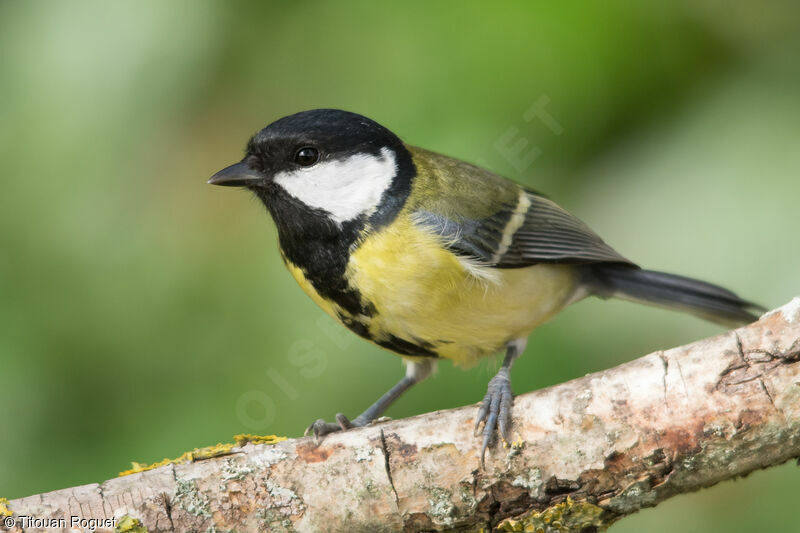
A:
[{"xmin": 1, "ymin": 1, "xmax": 799, "ymax": 530}]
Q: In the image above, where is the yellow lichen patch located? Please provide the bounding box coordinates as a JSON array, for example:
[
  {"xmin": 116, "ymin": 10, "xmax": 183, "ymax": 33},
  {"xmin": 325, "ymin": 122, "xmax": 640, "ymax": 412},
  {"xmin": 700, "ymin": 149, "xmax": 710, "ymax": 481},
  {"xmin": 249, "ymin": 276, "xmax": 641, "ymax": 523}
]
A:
[
  {"xmin": 0, "ymin": 497, "xmax": 12, "ymax": 518},
  {"xmin": 118, "ymin": 446, "xmax": 228, "ymax": 476},
  {"xmin": 115, "ymin": 514, "xmax": 148, "ymax": 533},
  {"xmin": 118, "ymin": 435, "xmax": 287, "ymax": 476},
  {"xmin": 497, "ymin": 496, "xmax": 609, "ymax": 532},
  {"xmin": 119, "ymin": 456, "xmax": 186, "ymax": 477},
  {"xmin": 190, "ymin": 442, "xmax": 235, "ymax": 460},
  {"xmin": 233, "ymin": 433, "xmax": 287, "ymax": 446}
]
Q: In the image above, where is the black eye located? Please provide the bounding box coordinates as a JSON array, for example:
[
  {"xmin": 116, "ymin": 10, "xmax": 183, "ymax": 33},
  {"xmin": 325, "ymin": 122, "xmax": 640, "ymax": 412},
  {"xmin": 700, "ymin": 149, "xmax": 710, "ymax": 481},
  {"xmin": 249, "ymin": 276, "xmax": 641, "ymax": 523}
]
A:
[{"xmin": 294, "ymin": 147, "xmax": 319, "ymax": 167}]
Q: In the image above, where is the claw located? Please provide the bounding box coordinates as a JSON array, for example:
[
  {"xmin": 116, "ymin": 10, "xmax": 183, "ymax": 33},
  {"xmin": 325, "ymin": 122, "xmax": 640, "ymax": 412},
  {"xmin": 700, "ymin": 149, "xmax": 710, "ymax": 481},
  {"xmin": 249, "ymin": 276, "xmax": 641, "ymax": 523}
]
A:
[
  {"xmin": 303, "ymin": 413, "xmax": 363, "ymax": 442},
  {"xmin": 475, "ymin": 371, "xmax": 514, "ymax": 467},
  {"xmin": 304, "ymin": 417, "xmax": 345, "ymax": 442},
  {"xmin": 474, "ymin": 391, "xmax": 491, "ymax": 436},
  {"xmin": 498, "ymin": 387, "xmax": 513, "ymax": 444},
  {"xmin": 480, "ymin": 392, "xmax": 500, "ymax": 465},
  {"xmin": 336, "ymin": 413, "xmax": 354, "ymax": 430}
]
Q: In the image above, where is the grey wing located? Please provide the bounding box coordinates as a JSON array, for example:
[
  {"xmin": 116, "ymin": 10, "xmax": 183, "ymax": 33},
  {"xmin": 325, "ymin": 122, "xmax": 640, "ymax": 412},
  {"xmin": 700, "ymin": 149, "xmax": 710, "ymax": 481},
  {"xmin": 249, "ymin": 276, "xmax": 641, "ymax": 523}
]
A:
[{"xmin": 413, "ymin": 189, "xmax": 635, "ymax": 268}]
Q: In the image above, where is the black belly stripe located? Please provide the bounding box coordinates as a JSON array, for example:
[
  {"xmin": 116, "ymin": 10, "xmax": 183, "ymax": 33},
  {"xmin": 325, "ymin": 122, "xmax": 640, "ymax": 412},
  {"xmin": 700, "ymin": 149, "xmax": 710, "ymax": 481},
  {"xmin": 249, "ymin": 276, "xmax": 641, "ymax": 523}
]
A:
[
  {"xmin": 338, "ymin": 313, "xmax": 371, "ymax": 339},
  {"xmin": 375, "ymin": 334, "xmax": 438, "ymax": 358},
  {"xmin": 338, "ymin": 312, "xmax": 439, "ymax": 358}
]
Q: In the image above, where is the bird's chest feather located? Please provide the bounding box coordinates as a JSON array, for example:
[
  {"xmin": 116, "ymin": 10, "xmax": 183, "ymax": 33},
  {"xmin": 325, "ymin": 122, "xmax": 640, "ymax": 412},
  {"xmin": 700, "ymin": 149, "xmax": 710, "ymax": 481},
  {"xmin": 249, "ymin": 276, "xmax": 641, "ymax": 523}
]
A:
[{"xmin": 282, "ymin": 214, "xmax": 579, "ymax": 365}]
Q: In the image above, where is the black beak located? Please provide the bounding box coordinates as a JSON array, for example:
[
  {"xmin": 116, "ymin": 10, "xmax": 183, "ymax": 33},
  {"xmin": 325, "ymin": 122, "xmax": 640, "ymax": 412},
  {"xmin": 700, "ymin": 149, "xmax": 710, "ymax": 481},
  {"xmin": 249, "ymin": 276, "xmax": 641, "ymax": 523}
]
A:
[{"xmin": 208, "ymin": 161, "xmax": 265, "ymax": 187}]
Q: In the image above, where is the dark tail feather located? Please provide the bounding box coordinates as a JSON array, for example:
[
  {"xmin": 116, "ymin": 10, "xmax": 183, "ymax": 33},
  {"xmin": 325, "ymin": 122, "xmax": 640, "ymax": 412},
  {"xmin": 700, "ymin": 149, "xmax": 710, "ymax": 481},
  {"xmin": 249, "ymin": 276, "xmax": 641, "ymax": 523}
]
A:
[{"xmin": 582, "ymin": 264, "xmax": 765, "ymax": 327}]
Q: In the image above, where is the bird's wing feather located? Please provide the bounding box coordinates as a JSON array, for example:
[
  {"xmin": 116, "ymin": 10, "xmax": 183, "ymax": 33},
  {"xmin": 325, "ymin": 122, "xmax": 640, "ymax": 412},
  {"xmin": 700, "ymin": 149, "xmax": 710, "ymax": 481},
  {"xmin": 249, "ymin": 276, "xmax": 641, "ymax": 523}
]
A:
[{"xmin": 407, "ymin": 146, "xmax": 634, "ymax": 268}]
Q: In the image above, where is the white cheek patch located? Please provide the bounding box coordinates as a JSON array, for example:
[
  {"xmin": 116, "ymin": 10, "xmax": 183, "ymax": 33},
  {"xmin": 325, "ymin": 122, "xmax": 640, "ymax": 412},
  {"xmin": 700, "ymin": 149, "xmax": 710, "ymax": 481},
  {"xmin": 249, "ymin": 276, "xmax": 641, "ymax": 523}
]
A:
[{"xmin": 273, "ymin": 147, "xmax": 397, "ymax": 224}]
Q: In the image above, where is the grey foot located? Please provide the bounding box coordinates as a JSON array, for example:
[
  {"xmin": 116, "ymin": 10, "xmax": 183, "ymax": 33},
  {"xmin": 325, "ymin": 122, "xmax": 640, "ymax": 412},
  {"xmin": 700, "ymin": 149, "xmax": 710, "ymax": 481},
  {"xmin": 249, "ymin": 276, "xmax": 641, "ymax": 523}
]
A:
[
  {"xmin": 304, "ymin": 413, "xmax": 362, "ymax": 440},
  {"xmin": 474, "ymin": 371, "xmax": 513, "ymax": 465}
]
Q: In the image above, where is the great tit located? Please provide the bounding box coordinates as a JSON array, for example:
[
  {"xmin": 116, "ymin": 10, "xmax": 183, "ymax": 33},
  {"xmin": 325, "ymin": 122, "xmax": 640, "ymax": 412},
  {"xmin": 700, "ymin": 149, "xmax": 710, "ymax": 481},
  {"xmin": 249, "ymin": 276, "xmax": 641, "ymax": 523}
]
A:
[{"xmin": 209, "ymin": 109, "xmax": 762, "ymax": 463}]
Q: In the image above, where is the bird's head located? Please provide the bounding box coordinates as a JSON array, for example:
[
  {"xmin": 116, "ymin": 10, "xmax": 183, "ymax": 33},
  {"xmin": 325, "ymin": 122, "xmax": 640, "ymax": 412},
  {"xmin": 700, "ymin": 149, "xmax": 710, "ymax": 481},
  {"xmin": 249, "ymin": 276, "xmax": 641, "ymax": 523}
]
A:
[{"xmin": 209, "ymin": 109, "xmax": 414, "ymax": 232}]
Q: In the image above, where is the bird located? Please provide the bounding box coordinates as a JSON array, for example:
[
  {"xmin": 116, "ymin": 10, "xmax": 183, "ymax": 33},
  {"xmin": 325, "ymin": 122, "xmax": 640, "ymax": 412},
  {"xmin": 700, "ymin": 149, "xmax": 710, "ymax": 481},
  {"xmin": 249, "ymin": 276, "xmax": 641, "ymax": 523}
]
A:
[{"xmin": 208, "ymin": 108, "xmax": 762, "ymax": 464}]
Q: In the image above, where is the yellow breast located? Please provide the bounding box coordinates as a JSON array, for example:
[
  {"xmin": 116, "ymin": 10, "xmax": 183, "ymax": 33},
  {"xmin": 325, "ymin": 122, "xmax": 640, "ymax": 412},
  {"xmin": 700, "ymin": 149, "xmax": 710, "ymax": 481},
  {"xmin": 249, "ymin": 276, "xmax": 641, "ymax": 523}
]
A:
[{"xmin": 344, "ymin": 213, "xmax": 580, "ymax": 365}]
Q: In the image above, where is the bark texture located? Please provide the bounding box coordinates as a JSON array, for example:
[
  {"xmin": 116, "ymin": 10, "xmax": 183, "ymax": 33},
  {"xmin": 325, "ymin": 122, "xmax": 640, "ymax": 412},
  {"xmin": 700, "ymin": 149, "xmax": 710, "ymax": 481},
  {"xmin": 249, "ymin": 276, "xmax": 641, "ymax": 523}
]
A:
[{"xmin": 3, "ymin": 298, "xmax": 800, "ymax": 533}]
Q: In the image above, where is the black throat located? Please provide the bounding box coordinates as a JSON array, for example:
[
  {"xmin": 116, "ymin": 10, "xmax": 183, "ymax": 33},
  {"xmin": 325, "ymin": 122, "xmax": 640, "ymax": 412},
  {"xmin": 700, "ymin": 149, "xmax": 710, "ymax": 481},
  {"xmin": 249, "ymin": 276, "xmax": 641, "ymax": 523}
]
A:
[{"xmin": 251, "ymin": 144, "xmax": 416, "ymax": 318}]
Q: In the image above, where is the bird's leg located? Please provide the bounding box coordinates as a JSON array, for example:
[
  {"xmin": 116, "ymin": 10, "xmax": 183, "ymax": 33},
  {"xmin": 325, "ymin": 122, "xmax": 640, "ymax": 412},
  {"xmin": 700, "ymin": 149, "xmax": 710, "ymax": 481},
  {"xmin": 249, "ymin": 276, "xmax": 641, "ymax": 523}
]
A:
[
  {"xmin": 474, "ymin": 338, "xmax": 527, "ymax": 465},
  {"xmin": 305, "ymin": 358, "xmax": 435, "ymax": 439}
]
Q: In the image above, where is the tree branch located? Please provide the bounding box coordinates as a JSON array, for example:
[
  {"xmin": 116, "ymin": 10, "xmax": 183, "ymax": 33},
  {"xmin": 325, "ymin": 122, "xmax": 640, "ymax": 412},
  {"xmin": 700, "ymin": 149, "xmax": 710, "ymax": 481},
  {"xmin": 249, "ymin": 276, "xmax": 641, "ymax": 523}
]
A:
[{"xmin": 4, "ymin": 298, "xmax": 800, "ymax": 533}]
